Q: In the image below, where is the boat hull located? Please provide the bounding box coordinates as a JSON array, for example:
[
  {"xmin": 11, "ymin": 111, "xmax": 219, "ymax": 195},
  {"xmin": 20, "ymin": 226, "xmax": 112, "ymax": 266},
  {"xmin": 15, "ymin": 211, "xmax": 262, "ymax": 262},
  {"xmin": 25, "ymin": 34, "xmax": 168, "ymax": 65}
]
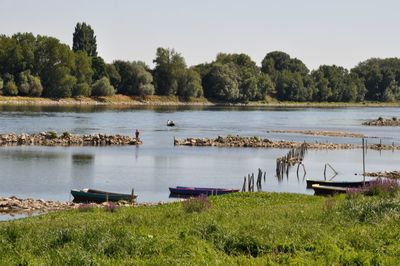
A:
[
  {"xmin": 311, "ymin": 184, "xmax": 348, "ymax": 196},
  {"xmin": 306, "ymin": 179, "xmax": 373, "ymax": 189},
  {"xmin": 169, "ymin": 186, "xmax": 239, "ymax": 196},
  {"xmin": 71, "ymin": 189, "xmax": 137, "ymax": 203}
]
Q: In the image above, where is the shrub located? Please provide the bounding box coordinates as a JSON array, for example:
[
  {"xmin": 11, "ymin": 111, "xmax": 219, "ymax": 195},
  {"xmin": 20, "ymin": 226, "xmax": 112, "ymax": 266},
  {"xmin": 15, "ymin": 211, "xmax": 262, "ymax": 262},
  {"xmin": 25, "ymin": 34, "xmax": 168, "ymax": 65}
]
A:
[
  {"xmin": 77, "ymin": 203, "xmax": 97, "ymax": 212},
  {"xmin": 72, "ymin": 82, "xmax": 91, "ymax": 97},
  {"xmin": 363, "ymin": 178, "xmax": 400, "ymax": 197},
  {"xmin": 104, "ymin": 202, "xmax": 119, "ymax": 213},
  {"xmin": 62, "ymin": 132, "xmax": 71, "ymax": 138},
  {"xmin": 48, "ymin": 131, "xmax": 58, "ymax": 139},
  {"xmin": 92, "ymin": 77, "xmax": 115, "ymax": 96},
  {"xmin": 182, "ymin": 194, "xmax": 211, "ymax": 213},
  {"xmin": 4, "ymin": 81, "xmax": 18, "ymax": 96}
]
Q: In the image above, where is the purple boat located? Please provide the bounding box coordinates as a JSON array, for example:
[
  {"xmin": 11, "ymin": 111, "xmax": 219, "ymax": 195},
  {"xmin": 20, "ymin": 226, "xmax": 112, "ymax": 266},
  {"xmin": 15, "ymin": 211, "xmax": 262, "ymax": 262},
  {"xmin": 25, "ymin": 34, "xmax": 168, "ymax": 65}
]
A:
[{"xmin": 169, "ymin": 186, "xmax": 240, "ymax": 196}]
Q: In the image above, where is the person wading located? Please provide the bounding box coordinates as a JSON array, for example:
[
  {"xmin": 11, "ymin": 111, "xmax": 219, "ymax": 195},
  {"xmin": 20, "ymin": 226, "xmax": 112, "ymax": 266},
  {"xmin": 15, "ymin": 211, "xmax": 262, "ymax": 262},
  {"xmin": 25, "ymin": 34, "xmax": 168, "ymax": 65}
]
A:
[{"xmin": 135, "ymin": 129, "xmax": 140, "ymax": 141}]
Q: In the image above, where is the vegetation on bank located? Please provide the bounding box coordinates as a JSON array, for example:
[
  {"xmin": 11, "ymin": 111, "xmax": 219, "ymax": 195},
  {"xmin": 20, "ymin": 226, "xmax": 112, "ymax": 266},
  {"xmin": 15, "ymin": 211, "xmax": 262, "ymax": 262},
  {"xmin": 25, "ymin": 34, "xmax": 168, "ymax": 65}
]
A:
[
  {"xmin": 1, "ymin": 192, "xmax": 400, "ymax": 265},
  {"xmin": 1, "ymin": 23, "xmax": 400, "ymax": 103},
  {"xmin": 1, "ymin": 95, "xmax": 400, "ymax": 107}
]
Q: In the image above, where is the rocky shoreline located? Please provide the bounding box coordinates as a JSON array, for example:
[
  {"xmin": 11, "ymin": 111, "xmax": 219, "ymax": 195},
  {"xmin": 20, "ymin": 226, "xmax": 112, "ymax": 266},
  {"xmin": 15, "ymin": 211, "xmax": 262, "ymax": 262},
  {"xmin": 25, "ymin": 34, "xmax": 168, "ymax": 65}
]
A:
[
  {"xmin": 0, "ymin": 195, "xmax": 172, "ymax": 216},
  {"xmin": 0, "ymin": 132, "xmax": 142, "ymax": 146},
  {"xmin": 363, "ymin": 117, "xmax": 400, "ymax": 126},
  {"xmin": 365, "ymin": 171, "xmax": 400, "ymax": 179},
  {"xmin": 174, "ymin": 135, "xmax": 400, "ymax": 150},
  {"xmin": 271, "ymin": 130, "xmax": 366, "ymax": 138}
]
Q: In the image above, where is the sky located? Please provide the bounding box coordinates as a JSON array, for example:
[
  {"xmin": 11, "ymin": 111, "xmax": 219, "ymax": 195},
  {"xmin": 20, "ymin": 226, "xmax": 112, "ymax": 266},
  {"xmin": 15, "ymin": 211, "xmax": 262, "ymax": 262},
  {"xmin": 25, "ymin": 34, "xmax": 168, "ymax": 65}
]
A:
[{"xmin": 0, "ymin": 0, "xmax": 399, "ymax": 70}]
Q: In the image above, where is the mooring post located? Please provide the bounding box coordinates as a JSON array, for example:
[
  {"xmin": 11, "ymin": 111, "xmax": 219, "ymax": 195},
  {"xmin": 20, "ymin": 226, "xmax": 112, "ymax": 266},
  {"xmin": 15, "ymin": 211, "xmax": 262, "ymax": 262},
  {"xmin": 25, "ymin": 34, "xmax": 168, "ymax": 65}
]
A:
[{"xmin": 362, "ymin": 138, "xmax": 366, "ymax": 185}]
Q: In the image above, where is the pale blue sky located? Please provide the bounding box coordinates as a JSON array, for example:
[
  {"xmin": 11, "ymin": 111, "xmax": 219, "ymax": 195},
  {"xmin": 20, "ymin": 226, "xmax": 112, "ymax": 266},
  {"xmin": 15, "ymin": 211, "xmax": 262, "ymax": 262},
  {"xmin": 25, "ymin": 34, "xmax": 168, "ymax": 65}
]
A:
[{"xmin": 0, "ymin": 0, "xmax": 398, "ymax": 70}]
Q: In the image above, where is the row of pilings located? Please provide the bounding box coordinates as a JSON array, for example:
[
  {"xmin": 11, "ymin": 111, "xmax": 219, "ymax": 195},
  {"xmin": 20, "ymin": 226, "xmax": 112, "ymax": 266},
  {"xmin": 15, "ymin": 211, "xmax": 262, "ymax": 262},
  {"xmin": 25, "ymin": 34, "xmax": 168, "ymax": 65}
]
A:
[{"xmin": 276, "ymin": 142, "xmax": 308, "ymax": 181}]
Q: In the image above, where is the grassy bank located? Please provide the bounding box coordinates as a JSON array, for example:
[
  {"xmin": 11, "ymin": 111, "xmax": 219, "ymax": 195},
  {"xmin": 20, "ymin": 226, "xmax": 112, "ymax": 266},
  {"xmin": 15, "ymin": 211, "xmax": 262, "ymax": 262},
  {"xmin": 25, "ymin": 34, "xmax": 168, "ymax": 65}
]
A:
[
  {"xmin": 0, "ymin": 95, "xmax": 399, "ymax": 107},
  {"xmin": 1, "ymin": 192, "xmax": 399, "ymax": 265}
]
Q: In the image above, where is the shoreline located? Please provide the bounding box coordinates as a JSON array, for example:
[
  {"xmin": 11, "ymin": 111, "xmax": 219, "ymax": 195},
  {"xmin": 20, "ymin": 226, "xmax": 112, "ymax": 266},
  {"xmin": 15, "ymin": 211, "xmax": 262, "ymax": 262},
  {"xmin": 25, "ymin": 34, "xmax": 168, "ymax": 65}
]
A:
[{"xmin": 1, "ymin": 95, "xmax": 400, "ymax": 108}]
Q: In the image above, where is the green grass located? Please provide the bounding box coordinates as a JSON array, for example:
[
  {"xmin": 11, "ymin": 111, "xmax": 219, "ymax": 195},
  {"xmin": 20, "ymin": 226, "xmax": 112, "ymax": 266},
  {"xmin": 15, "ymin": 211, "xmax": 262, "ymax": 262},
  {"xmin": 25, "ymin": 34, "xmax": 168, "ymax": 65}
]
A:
[{"xmin": 1, "ymin": 193, "xmax": 400, "ymax": 265}]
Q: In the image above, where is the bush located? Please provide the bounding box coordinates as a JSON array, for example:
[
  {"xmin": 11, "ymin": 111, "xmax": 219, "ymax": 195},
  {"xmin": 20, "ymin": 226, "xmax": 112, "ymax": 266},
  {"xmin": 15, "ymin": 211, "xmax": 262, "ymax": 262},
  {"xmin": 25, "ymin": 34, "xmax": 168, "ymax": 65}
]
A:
[
  {"xmin": 104, "ymin": 202, "xmax": 119, "ymax": 213},
  {"xmin": 92, "ymin": 77, "xmax": 115, "ymax": 96},
  {"xmin": 72, "ymin": 82, "xmax": 91, "ymax": 97},
  {"xmin": 48, "ymin": 131, "xmax": 58, "ymax": 139},
  {"xmin": 182, "ymin": 194, "xmax": 211, "ymax": 213},
  {"xmin": 363, "ymin": 178, "xmax": 400, "ymax": 197},
  {"xmin": 4, "ymin": 81, "xmax": 18, "ymax": 96}
]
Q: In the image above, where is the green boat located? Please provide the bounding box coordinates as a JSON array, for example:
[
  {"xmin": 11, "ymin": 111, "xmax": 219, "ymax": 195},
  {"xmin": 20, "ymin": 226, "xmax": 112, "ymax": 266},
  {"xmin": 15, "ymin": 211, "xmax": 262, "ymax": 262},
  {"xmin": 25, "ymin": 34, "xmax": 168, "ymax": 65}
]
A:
[{"xmin": 71, "ymin": 188, "xmax": 137, "ymax": 203}]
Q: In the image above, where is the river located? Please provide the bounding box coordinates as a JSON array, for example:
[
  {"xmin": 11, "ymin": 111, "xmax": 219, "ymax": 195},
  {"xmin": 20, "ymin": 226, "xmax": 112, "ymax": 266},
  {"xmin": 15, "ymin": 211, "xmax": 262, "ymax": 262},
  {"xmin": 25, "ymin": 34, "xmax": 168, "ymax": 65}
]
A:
[{"xmin": 0, "ymin": 106, "xmax": 399, "ymax": 205}]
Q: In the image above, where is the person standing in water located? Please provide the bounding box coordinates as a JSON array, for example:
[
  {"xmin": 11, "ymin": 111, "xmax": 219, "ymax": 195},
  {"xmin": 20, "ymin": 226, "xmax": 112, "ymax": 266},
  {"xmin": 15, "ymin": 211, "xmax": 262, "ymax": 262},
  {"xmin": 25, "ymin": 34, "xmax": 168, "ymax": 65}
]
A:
[{"xmin": 135, "ymin": 129, "xmax": 140, "ymax": 141}]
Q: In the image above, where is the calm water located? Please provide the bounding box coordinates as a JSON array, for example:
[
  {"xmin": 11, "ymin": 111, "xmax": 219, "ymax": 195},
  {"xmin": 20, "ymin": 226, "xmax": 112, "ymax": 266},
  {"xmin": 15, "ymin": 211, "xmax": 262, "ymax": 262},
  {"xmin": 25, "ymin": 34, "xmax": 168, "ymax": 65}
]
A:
[{"xmin": 0, "ymin": 105, "xmax": 399, "ymax": 208}]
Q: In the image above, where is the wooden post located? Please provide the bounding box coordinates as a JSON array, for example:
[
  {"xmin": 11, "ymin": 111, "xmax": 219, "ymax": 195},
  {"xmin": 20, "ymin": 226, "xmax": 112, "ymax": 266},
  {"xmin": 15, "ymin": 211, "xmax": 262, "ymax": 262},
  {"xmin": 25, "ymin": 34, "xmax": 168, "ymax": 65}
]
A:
[
  {"xmin": 362, "ymin": 138, "xmax": 366, "ymax": 185},
  {"xmin": 131, "ymin": 188, "xmax": 135, "ymax": 202},
  {"xmin": 242, "ymin": 176, "xmax": 247, "ymax": 192}
]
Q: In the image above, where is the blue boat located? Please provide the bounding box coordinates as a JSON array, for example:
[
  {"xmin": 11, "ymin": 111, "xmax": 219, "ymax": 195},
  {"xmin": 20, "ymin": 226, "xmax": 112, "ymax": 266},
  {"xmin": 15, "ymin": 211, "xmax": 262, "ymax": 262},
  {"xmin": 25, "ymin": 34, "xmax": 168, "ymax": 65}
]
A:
[{"xmin": 169, "ymin": 186, "xmax": 240, "ymax": 196}]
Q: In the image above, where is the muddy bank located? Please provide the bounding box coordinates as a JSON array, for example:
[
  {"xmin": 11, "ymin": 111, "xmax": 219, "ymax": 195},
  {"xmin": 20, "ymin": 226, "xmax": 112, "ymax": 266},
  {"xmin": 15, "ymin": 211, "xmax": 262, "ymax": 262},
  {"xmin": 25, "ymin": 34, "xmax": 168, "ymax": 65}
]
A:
[
  {"xmin": 0, "ymin": 132, "xmax": 142, "ymax": 146},
  {"xmin": 174, "ymin": 135, "xmax": 400, "ymax": 150},
  {"xmin": 271, "ymin": 130, "xmax": 365, "ymax": 138},
  {"xmin": 363, "ymin": 117, "xmax": 400, "ymax": 126},
  {"xmin": 365, "ymin": 171, "xmax": 400, "ymax": 179}
]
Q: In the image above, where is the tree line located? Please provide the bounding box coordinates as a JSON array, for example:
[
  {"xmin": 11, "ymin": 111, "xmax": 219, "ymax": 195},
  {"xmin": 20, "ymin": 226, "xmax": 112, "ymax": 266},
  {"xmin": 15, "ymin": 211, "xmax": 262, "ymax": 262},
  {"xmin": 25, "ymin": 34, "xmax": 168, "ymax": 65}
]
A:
[{"xmin": 0, "ymin": 22, "xmax": 400, "ymax": 102}]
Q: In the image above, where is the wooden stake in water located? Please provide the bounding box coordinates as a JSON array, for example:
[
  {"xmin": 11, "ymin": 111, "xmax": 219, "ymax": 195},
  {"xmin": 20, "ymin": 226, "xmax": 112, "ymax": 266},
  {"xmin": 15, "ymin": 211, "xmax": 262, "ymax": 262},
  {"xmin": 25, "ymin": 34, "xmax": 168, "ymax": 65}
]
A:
[{"xmin": 362, "ymin": 138, "xmax": 366, "ymax": 185}]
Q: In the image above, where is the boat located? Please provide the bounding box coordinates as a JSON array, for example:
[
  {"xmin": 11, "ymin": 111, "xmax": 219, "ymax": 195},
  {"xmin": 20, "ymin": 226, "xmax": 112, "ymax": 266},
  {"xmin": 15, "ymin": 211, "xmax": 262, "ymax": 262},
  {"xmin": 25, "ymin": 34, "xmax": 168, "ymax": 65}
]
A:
[
  {"xmin": 311, "ymin": 184, "xmax": 349, "ymax": 196},
  {"xmin": 169, "ymin": 186, "xmax": 239, "ymax": 196},
  {"xmin": 167, "ymin": 120, "xmax": 175, "ymax": 127},
  {"xmin": 306, "ymin": 179, "xmax": 374, "ymax": 189},
  {"xmin": 71, "ymin": 188, "xmax": 137, "ymax": 203}
]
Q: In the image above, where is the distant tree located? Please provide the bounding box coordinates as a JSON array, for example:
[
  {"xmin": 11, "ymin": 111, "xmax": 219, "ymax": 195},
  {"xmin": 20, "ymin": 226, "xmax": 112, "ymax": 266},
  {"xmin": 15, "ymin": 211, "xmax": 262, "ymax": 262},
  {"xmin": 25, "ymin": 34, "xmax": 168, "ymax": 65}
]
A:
[
  {"xmin": 203, "ymin": 63, "xmax": 240, "ymax": 101},
  {"xmin": 72, "ymin": 82, "xmax": 91, "ymax": 97},
  {"xmin": 92, "ymin": 77, "xmax": 115, "ymax": 96},
  {"xmin": 352, "ymin": 58, "xmax": 400, "ymax": 101},
  {"xmin": 4, "ymin": 80, "xmax": 18, "ymax": 96},
  {"xmin": 72, "ymin": 22, "xmax": 97, "ymax": 57},
  {"xmin": 105, "ymin": 63, "xmax": 121, "ymax": 89},
  {"xmin": 92, "ymin": 56, "xmax": 107, "ymax": 80},
  {"xmin": 0, "ymin": 77, "xmax": 3, "ymax": 94},
  {"xmin": 34, "ymin": 36, "xmax": 76, "ymax": 97},
  {"xmin": 153, "ymin": 47, "xmax": 186, "ymax": 95},
  {"xmin": 132, "ymin": 63, "xmax": 155, "ymax": 96},
  {"xmin": 178, "ymin": 68, "xmax": 203, "ymax": 99}
]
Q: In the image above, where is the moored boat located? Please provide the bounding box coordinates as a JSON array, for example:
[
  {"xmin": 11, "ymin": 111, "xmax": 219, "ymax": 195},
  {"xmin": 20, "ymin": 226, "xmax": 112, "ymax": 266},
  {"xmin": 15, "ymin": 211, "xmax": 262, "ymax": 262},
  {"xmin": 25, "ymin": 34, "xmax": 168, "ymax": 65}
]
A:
[
  {"xmin": 71, "ymin": 188, "xmax": 137, "ymax": 203},
  {"xmin": 311, "ymin": 184, "xmax": 349, "ymax": 196},
  {"xmin": 169, "ymin": 186, "xmax": 239, "ymax": 196},
  {"xmin": 306, "ymin": 179, "xmax": 374, "ymax": 189}
]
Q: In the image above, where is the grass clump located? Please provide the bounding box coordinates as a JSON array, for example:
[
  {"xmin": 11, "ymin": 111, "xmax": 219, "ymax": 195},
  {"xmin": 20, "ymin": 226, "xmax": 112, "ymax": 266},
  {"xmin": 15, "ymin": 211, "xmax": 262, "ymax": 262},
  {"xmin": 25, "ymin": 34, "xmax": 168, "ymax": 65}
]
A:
[{"xmin": 182, "ymin": 194, "xmax": 211, "ymax": 213}]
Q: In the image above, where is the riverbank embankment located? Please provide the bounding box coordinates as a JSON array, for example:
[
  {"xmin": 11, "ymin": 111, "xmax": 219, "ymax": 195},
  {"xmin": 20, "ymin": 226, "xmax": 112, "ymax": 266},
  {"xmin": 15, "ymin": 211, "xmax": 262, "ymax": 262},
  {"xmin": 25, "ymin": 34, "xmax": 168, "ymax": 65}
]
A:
[
  {"xmin": 0, "ymin": 132, "xmax": 142, "ymax": 146},
  {"xmin": 174, "ymin": 135, "xmax": 400, "ymax": 150},
  {"xmin": 1, "ymin": 95, "xmax": 400, "ymax": 107}
]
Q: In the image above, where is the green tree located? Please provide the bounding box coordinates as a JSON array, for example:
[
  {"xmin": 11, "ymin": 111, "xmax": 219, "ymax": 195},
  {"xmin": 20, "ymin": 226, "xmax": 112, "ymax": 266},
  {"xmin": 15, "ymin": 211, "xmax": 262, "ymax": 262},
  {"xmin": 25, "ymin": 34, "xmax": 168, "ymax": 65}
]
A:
[
  {"xmin": 4, "ymin": 80, "xmax": 18, "ymax": 96},
  {"xmin": 178, "ymin": 68, "xmax": 203, "ymax": 99},
  {"xmin": 131, "ymin": 63, "xmax": 155, "ymax": 96},
  {"xmin": 153, "ymin": 48, "xmax": 186, "ymax": 95},
  {"xmin": 203, "ymin": 63, "xmax": 240, "ymax": 101},
  {"xmin": 72, "ymin": 51, "xmax": 92, "ymax": 96},
  {"xmin": 0, "ymin": 77, "xmax": 3, "ymax": 94},
  {"xmin": 72, "ymin": 22, "xmax": 97, "ymax": 57},
  {"xmin": 34, "ymin": 36, "xmax": 76, "ymax": 97},
  {"xmin": 92, "ymin": 77, "xmax": 115, "ymax": 96},
  {"xmin": 92, "ymin": 56, "xmax": 107, "ymax": 80},
  {"xmin": 105, "ymin": 64, "xmax": 121, "ymax": 89}
]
